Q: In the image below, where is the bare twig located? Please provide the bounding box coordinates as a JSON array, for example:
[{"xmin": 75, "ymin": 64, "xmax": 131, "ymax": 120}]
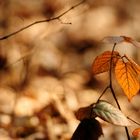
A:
[
  {"xmin": 57, "ymin": 18, "xmax": 72, "ymax": 25},
  {"xmin": 0, "ymin": 0, "xmax": 85, "ymax": 41},
  {"xmin": 6, "ymin": 50, "xmax": 33, "ymax": 68}
]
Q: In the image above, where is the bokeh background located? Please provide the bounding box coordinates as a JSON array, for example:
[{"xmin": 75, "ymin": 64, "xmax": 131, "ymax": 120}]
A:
[{"xmin": 0, "ymin": 0, "xmax": 140, "ymax": 140}]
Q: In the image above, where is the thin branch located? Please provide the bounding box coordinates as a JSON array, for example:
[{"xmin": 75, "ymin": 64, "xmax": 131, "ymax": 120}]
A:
[
  {"xmin": 109, "ymin": 43, "xmax": 116, "ymax": 86},
  {"xmin": 127, "ymin": 117, "xmax": 140, "ymax": 126},
  {"xmin": 6, "ymin": 50, "xmax": 33, "ymax": 68},
  {"xmin": 109, "ymin": 43, "xmax": 131, "ymax": 140},
  {"xmin": 109, "ymin": 43, "xmax": 121, "ymax": 109},
  {"xmin": 97, "ymin": 86, "xmax": 109, "ymax": 102},
  {"xmin": 57, "ymin": 18, "xmax": 72, "ymax": 25},
  {"xmin": 0, "ymin": 0, "xmax": 85, "ymax": 41},
  {"xmin": 110, "ymin": 85, "xmax": 131, "ymax": 140},
  {"xmin": 109, "ymin": 86, "xmax": 121, "ymax": 109}
]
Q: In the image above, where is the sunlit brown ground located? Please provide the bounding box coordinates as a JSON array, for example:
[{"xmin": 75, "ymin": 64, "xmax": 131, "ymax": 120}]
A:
[{"xmin": 0, "ymin": 0, "xmax": 140, "ymax": 140}]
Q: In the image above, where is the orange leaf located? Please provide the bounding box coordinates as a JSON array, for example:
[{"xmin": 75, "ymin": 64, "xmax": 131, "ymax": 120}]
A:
[
  {"xmin": 125, "ymin": 55, "xmax": 140, "ymax": 75},
  {"xmin": 115, "ymin": 59, "xmax": 140, "ymax": 101},
  {"xmin": 92, "ymin": 51, "xmax": 120, "ymax": 75},
  {"xmin": 132, "ymin": 128, "xmax": 140, "ymax": 137}
]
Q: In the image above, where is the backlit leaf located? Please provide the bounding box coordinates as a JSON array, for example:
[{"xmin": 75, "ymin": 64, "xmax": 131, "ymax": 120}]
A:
[
  {"xmin": 71, "ymin": 119, "xmax": 103, "ymax": 140},
  {"xmin": 125, "ymin": 55, "xmax": 140, "ymax": 75},
  {"xmin": 102, "ymin": 36, "xmax": 140, "ymax": 48},
  {"xmin": 132, "ymin": 128, "xmax": 140, "ymax": 137},
  {"xmin": 92, "ymin": 100, "xmax": 130, "ymax": 126},
  {"xmin": 102, "ymin": 36, "xmax": 124, "ymax": 44},
  {"xmin": 92, "ymin": 51, "xmax": 120, "ymax": 75},
  {"xmin": 115, "ymin": 59, "xmax": 139, "ymax": 100}
]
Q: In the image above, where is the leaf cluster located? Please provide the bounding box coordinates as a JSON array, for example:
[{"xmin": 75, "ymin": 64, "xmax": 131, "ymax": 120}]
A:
[
  {"xmin": 93, "ymin": 36, "xmax": 140, "ymax": 101},
  {"xmin": 72, "ymin": 36, "xmax": 140, "ymax": 139}
]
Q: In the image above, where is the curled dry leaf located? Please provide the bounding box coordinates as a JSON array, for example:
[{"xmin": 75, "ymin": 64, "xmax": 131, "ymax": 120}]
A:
[
  {"xmin": 121, "ymin": 36, "xmax": 140, "ymax": 48},
  {"xmin": 92, "ymin": 100, "xmax": 130, "ymax": 126},
  {"xmin": 92, "ymin": 51, "xmax": 120, "ymax": 75},
  {"xmin": 132, "ymin": 128, "xmax": 140, "ymax": 137},
  {"xmin": 115, "ymin": 59, "xmax": 140, "ymax": 101},
  {"xmin": 75, "ymin": 105, "xmax": 96, "ymax": 121},
  {"xmin": 71, "ymin": 119, "xmax": 103, "ymax": 140},
  {"xmin": 102, "ymin": 35, "xmax": 140, "ymax": 48}
]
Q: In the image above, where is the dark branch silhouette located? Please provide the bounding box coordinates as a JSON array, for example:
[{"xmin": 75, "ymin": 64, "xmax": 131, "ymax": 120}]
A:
[{"xmin": 0, "ymin": 0, "xmax": 85, "ymax": 41}]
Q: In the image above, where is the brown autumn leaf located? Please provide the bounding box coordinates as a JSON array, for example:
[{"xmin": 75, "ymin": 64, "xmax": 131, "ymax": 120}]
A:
[
  {"xmin": 71, "ymin": 119, "xmax": 103, "ymax": 140},
  {"xmin": 115, "ymin": 59, "xmax": 140, "ymax": 100},
  {"xmin": 132, "ymin": 128, "xmax": 140, "ymax": 137},
  {"xmin": 92, "ymin": 51, "xmax": 120, "ymax": 75},
  {"xmin": 75, "ymin": 106, "xmax": 96, "ymax": 121}
]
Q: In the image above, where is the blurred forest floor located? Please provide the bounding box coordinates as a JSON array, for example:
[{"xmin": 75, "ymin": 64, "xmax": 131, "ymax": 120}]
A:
[{"xmin": 0, "ymin": 0, "xmax": 140, "ymax": 140}]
